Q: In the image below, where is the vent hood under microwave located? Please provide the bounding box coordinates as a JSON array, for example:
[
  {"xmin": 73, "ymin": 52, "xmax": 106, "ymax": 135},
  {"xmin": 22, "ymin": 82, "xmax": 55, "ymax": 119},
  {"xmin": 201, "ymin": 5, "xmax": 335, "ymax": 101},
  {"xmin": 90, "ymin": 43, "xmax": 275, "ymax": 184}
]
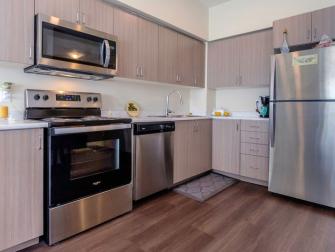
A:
[{"xmin": 24, "ymin": 14, "xmax": 118, "ymax": 80}]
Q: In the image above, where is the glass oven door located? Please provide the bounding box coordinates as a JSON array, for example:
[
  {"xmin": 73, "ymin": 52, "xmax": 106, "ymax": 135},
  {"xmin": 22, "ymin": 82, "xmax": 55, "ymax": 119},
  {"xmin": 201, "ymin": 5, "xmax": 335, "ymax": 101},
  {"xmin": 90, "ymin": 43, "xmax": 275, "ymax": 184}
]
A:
[{"xmin": 48, "ymin": 125, "xmax": 131, "ymax": 207}]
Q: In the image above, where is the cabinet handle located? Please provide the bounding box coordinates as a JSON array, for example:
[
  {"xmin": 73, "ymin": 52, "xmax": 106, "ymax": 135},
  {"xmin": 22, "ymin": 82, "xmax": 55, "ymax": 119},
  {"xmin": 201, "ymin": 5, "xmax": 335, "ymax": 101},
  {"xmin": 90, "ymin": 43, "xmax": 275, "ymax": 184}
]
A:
[
  {"xmin": 194, "ymin": 77, "xmax": 197, "ymax": 87},
  {"xmin": 250, "ymin": 137, "xmax": 260, "ymax": 140},
  {"xmin": 250, "ymin": 149, "xmax": 259, "ymax": 153},
  {"xmin": 236, "ymin": 123, "xmax": 239, "ymax": 131},
  {"xmin": 76, "ymin": 12, "xmax": 80, "ymax": 24},
  {"xmin": 239, "ymin": 75, "xmax": 242, "ymax": 86},
  {"xmin": 176, "ymin": 74, "xmax": 179, "ymax": 82},
  {"xmin": 307, "ymin": 29, "xmax": 311, "ymax": 40},
  {"xmin": 29, "ymin": 47, "xmax": 33, "ymax": 59},
  {"xmin": 82, "ymin": 13, "xmax": 87, "ymax": 25},
  {"xmin": 136, "ymin": 66, "xmax": 140, "ymax": 77},
  {"xmin": 38, "ymin": 136, "xmax": 42, "ymax": 150},
  {"xmin": 313, "ymin": 28, "xmax": 317, "ymax": 41},
  {"xmin": 249, "ymin": 166, "xmax": 259, "ymax": 170},
  {"xmin": 249, "ymin": 126, "xmax": 260, "ymax": 129},
  {"xmin": 140, "ymin": 67, "xmax": 144, "ymax": 77}
]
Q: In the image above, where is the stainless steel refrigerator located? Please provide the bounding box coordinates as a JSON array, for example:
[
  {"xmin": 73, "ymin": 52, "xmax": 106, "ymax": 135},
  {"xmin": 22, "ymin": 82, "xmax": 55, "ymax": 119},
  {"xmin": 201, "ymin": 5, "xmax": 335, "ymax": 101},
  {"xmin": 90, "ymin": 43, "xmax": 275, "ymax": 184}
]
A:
[{"xmin": 269, "ymin": 47, "xmax": 335, "ymax": 208}]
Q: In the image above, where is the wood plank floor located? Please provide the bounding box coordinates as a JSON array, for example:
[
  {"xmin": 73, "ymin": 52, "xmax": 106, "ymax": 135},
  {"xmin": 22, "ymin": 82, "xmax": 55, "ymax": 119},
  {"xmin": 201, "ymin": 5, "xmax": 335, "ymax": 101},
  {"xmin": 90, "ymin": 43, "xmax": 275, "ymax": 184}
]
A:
[{"xmin": 23, "ymin": 182, "xmax": 335, "ymax": 252}]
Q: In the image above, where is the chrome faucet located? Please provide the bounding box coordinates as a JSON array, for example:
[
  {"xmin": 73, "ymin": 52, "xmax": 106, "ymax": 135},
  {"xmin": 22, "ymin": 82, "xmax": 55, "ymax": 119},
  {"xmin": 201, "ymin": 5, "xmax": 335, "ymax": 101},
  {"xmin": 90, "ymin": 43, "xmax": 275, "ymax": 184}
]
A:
[{"xmin": 165, "ymin": 90, "xmax": 183, "ymax": 117}]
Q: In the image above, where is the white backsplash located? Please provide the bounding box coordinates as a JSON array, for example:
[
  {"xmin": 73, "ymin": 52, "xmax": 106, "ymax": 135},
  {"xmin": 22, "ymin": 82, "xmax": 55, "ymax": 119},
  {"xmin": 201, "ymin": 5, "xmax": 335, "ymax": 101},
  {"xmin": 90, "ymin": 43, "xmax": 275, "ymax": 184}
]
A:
[
  {"xmin": 0, "ymin": 63, "xmax": 192, "ymax": 119},
  {"xmin": 215, "ymin": 86, "xmax": 270, "ymax": 113}
]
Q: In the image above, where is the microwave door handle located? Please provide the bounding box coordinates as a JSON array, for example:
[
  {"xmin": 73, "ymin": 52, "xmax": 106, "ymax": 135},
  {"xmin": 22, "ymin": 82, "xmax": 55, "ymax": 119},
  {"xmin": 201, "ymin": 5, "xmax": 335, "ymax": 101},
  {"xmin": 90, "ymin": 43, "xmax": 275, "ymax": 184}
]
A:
[
  {"xmin": 104, "ymin": 40, "xmax": 111, "ymax": 68},
  {"xmin": 100, "ymin": 40, "xmax": 105, "ymax": 66}
]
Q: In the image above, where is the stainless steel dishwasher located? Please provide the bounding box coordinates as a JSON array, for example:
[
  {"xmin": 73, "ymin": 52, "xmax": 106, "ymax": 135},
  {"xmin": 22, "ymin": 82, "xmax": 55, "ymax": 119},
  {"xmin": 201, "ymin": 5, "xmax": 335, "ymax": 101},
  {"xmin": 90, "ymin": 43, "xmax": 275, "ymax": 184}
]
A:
[{"xmin": 133, "ymin": 122, "xmax": 175, "ymax": 200}]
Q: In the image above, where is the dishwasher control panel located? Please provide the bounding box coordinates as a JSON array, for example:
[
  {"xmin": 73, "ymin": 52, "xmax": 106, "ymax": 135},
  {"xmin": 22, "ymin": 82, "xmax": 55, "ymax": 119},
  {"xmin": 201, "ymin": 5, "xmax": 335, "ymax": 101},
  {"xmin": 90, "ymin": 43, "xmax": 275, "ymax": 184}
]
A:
[{"xmin": 133, "ymin": 122, "xmax": 175, "ymax": 135}]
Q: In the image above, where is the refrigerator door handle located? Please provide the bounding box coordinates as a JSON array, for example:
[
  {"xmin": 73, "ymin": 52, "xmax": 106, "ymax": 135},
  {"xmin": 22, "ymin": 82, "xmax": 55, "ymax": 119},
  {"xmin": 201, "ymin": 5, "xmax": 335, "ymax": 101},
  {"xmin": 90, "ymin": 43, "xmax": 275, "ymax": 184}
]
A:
[
  {"xmin": 270, "ymin": 102, "xmax": 276, "ymax": 148},
  {"xmin": 270, "ymin": 55, "xmax": 276, "ymax": 101}
]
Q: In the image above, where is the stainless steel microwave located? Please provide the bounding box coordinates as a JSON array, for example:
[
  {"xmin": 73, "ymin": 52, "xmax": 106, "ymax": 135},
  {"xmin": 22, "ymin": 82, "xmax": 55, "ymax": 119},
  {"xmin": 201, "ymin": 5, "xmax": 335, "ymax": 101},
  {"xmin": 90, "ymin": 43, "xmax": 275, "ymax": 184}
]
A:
[{"xmin": 24, "ymin": 14, "xmax": 118, "ymax": 80}]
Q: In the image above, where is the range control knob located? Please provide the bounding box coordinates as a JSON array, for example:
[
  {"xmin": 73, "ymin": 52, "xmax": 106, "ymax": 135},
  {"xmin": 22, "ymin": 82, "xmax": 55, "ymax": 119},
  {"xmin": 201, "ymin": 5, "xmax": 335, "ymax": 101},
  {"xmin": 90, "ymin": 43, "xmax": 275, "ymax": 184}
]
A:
[
  {"xmin": 87, "ymin": 97, "xmax": 92, "ymax": 102},
  {"xmin": 34, "ymin": 94, "xmax": 40, "ymax": 101},
  {"xmin": 43, "ymin": 95, "xmax": 49, "ymax": 101},
  {"xmin": 93, "ymin": 97, "xmax": 99, "ymax": 102}
]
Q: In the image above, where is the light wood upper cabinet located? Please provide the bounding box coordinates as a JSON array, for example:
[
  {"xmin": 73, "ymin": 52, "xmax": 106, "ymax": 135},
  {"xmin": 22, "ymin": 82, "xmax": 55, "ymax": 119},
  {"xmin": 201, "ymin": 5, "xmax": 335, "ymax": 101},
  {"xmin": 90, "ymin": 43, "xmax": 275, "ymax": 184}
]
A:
[
  {"xmin": 208, "ymin": 29, "xmax": 272, "ymax": 88},
  {"xmin": 212, "ymin": 120, "xmax": 240, "ymax": 175},
  {"xmin": 173, "ymin": 120, "xmax": 212, "ymax": 184},
  {"xmin": 193, "ymin": 40, "xmax": 206, "ymax": 88},
  {"xmin": 80, "ymin": 0, "xmax": 114, "ymax": 34},
  {"xmin": 177, "ymin": 34, "xmax": 194, "ymax": 86},
  {"xmin": 239, "ymin": 29, "xmax": 273, "ymax": 87},
  {"xmin": 0, "ymin": 0, "xmax": 34, "ymax": 65},
  {"xmin": 0, "ymin": 129, "xmax": 43, "ymax": 251},
  {"xmin": 35, "ymin": 0, "xmax": 80, "ymax": 23},
  {"xmin": 114, "ymin": 8, "xmax": 138, "ymax": 79},
  {"xmin": 208, "ymin": 37, "xmax": 239, "ymax": 88},
  {"xmin": 273, "ymin": 13, "xmax": 312, "ymax": 48},
  {"xmin": 312, "ymin": 6, "xmax": 335, "ymax": 42},
  {"xmin": 137, "ymin": 17, "xmax": 159, "ymax": 82},
  {"xmin": 158, "ymin": 26, "xmax": 179, "ymax": 85}
]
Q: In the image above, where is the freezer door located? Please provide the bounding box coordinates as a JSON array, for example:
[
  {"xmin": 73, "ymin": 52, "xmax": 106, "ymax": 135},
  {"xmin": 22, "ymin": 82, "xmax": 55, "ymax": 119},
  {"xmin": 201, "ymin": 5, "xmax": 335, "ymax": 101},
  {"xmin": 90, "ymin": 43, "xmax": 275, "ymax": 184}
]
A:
[
  {"xmin": 269, "ymin": 101, "xmax": 335, "ymax": 207},
  {"xmin": 275, "ymin": 47, "xmax": 335, "ymax": 101}
]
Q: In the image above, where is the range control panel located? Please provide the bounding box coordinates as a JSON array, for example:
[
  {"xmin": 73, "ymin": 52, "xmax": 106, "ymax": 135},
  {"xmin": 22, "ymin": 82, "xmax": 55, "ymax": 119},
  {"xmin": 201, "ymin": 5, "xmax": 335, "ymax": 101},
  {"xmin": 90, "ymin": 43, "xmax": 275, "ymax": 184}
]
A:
[{"xmin": 25, "ymin": 89, "xmax": 102, "ymax": 109}]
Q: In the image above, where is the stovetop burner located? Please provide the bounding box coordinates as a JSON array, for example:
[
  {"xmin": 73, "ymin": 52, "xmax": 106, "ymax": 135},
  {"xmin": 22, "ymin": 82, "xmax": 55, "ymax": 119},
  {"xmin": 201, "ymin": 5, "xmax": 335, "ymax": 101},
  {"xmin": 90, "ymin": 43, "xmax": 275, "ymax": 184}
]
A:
[{"xmin": 25, "ymin": 89, "xmax": 133, "ymax": 127}]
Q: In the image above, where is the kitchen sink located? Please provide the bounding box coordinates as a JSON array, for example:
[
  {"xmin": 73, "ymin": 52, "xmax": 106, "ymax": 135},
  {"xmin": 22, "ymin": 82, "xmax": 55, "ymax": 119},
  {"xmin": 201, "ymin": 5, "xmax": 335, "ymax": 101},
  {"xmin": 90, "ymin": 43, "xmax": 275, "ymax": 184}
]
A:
[{"xmin": 147, "ymin": 115, "xmax": 202, "ymax": 118}]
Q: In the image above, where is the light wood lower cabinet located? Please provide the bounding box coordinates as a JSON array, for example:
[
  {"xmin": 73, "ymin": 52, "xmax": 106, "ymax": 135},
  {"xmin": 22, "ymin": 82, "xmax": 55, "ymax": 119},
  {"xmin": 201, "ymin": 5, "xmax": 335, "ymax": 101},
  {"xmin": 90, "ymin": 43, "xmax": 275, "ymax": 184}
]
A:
[
  {"xmin": 0, "ymin": 129, "xmax": 44, "ymax": 251},
  {"xmin": 212, "ymin": 120, "xmax": 240, "ymax": 175},
  {"xmin": 213, "ymin": 119, "xmax": 270, "ymax": 185},
  {"xmin": 173, "ymin": 120, "xmax": 212, "ymax": 184},
  {"xmin": 240, "ymin": 154, "xmax": 269, "ymax": 181}
]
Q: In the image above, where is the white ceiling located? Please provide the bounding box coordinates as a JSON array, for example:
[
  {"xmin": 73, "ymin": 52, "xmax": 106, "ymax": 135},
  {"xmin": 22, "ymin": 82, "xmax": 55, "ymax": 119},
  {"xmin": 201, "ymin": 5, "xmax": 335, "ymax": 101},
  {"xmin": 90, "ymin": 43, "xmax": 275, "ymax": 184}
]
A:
[{"xmin": 198, "ymin": 0, "xmax": 231, "ymax": 8}]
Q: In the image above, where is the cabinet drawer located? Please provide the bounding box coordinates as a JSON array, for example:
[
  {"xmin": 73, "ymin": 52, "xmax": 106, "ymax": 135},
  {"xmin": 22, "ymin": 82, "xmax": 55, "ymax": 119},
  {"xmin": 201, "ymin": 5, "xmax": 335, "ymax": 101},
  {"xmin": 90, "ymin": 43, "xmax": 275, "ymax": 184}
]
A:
[
  {"xmin": 241, "ymin": 143, "xmax": 269, "ymax": 157},
  {"xmin": 241, "ymin": 120, "xmax": 269, "ymax": 132},
  {"xmin": 241, "ymin": 131, "xmax": 268, "ymax": 144},
  {"xmin": 240, "ymin": 154, "xmax": 269, "ymax": 181}
]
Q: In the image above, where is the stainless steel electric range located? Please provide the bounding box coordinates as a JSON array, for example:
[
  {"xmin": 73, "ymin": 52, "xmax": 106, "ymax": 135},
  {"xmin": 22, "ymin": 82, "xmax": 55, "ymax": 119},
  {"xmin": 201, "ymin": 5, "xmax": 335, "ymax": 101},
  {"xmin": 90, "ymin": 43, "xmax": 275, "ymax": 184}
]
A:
[{"xmin": 25, "ymin": 89, "xmax": 133, "ymax": 245}]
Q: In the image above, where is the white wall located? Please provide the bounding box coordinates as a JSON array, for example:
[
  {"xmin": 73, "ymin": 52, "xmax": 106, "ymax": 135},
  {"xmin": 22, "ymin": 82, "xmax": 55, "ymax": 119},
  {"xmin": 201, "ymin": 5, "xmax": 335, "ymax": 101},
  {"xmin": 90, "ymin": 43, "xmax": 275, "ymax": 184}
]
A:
[
  {"xmin": 0, "ymin": 63, "xmax": 191, "ymax": 119},
  {"xmin": 216, "ymin": 87, "xmax": 270, "ymax": 112},
  {"xmin": 209, "ymin": 0, "xmax": 335, "ymax": 40},
  {"xmin": 110, "ymin": 0, "xmax": 209, "ymax": 39}
]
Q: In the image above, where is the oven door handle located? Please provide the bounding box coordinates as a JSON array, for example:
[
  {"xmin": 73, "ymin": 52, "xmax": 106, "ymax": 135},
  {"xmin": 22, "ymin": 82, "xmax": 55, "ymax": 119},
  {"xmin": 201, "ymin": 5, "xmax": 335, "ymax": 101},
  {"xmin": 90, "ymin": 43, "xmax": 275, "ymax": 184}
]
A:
[{"xmin": 51, "ymin": 124, "xmax": 131, "ymax": 135}]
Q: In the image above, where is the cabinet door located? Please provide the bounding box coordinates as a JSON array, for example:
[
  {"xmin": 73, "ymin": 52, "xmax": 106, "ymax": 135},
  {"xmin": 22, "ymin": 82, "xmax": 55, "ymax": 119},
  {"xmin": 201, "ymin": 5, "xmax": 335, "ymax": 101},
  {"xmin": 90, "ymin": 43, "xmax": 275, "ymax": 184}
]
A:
[
  {"xmin": 312, "ymin": 6, "xmax": 335, "ymax": 42},
  {"xmin": 0, "ymin": 129, "xmax": 43, "ymax": 251},
  {"xmin": 173, "ymin": 121, "xmax": 191, "ymax": 184},
  {"xmin": 177, "ymin": 34, "xmax": 194, "ymax": 86},
  {"xmin": 114, "ymin": 8, "xmax": 138, "ymax": 79},
  {"xmin": 158, "ymin": 26, "xmax": 179, "ymax": 84},
  {"xmin": 193, "ymin": 40, "xmax": 206, "ymax": 88},
  {"xmin": 273, "ymin": 13, "xmax": 312, "ymax": 48},
  {"xmin": 80, "ymin": 0, "xmax": 114, "ymax": 34},
  {"xmin": 239, "ymin": 29, "xmax": 273, "ymax": 87},
  {"xmin": 190, "ymin": 120, "xmax": 212, "ymax": 175},
  {"xmin": 35, "ymin": 0, "xmax": 80, "ymax": 23},
  {"xmin": 0, "ymin": 0, "xmax": 34, "ymax": 64},
  {"xmin": 138, "ymin": 18, "xmax": 159, "ymax": 82},
  {"xmin": 208, "ymin": 37, "xmax": 239, "ymax": 88},
  {"xmin": 212, "ymin": 120, "xmax": 240, "ymax": 175}
]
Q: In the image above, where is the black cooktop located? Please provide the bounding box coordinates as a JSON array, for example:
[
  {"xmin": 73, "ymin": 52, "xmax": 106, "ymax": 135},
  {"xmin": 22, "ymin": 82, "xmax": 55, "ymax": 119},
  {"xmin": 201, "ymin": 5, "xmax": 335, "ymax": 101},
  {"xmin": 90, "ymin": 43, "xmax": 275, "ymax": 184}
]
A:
[{"xmin": 41, "ymin": 116, "xmax": 132, "ymax": 127}]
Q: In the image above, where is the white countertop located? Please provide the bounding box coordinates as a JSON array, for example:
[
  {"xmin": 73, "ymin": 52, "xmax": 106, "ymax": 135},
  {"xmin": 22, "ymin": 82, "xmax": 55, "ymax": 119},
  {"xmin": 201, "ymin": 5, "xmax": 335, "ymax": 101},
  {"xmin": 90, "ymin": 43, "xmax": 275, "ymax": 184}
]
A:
[
  {"xmin": 212, "ymin": 116, "xmax": 269, "ymax": 121},
  {"xmin": 0, "ymin": 119, "xmax": 49, "ymax": 131},
  {"xmin": 212, "ymin": 111, "xmax": 269, "ymax": 121},
  {"xmin": 131, "ymin": 116, "xmax": 212, "ymax": 123}
]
